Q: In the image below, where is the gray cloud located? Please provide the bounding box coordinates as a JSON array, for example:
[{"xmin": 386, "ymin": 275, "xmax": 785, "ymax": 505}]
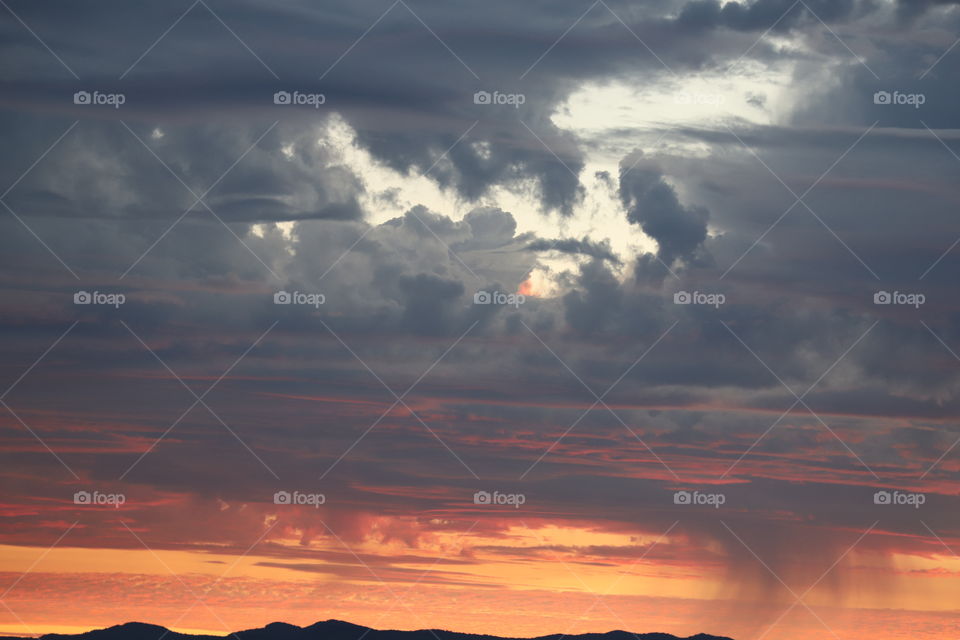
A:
[
  {"xmin": 619, "ymin": 151, "xmax": 710, "ymax": 266},
  {"xmin": 3, "ymin": 3, "xmax": 960, "ymax": 631},
  {"xmin": 526, "ymin": 237, "xmax": 622, "ymax": 264}
]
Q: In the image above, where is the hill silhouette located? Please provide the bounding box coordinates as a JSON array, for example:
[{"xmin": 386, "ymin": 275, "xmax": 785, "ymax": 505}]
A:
[{"xmin": 0, "ymin": 620, "xmax": 734, "ymax": 640}]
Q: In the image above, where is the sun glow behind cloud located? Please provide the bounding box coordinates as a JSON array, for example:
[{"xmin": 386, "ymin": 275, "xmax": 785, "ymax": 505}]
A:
[
  {"xmin": 255, "ymin": 60, "xmax": 804, "ymax": 292},
  {"xmin": 2, "ymin": 517, "xmax": 960, "ymax": 639}
]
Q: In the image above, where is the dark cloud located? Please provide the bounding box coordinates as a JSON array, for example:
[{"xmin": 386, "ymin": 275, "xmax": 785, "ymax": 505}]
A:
[
  {"xmin": 526, "ymin": 237, "xmax": 622, "ymax": 264},
  {"xmin": 619, "ymin": 151, "xmax": 710, "ymax": 266}
]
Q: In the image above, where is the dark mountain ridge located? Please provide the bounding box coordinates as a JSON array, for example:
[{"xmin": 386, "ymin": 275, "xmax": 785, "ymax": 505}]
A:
[{"xmin": 1, "ymin": 620, "xmax": 734, "ymax": 640}]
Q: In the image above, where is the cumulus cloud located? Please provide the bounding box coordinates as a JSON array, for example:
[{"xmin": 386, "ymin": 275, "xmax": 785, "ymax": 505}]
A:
[{"xmin": 619, "ymin": 151, "xmax": 710, "ymax": 266}]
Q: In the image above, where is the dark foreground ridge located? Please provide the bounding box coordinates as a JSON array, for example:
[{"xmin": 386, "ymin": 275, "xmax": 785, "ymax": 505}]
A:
[{"xmin": 2, "ymin": 620, "xmax": 734, "ymax": 640}]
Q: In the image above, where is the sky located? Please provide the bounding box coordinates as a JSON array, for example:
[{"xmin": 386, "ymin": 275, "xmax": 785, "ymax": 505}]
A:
[{"xmin": 1, "ymin": 1, "xmax": 960, "ymax": 639}]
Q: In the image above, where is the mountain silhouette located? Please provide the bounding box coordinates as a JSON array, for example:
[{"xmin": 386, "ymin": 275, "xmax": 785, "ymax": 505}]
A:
[{"xmin": 0, "ymin": 620, "xmax": 734, "ymax": 640}]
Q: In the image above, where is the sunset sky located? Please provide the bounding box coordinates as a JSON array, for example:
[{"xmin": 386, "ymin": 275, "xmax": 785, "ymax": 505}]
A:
[{"xmin": 1, "ymin": 1, "xmax": 960, "ymax": 639}]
